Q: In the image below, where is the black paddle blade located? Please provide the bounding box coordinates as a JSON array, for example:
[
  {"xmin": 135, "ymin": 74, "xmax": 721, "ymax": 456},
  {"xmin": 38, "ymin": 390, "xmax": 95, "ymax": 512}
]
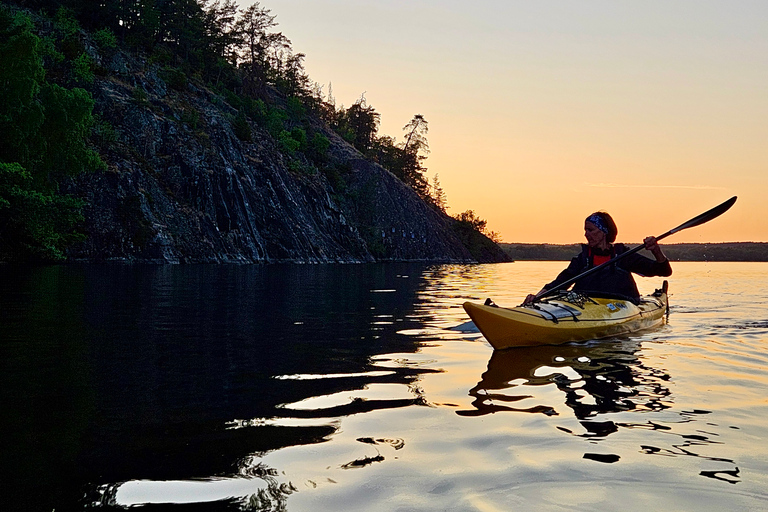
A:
[{"xmin": 669, "ymin": 196, "xmax": 737, "ymax": 235}]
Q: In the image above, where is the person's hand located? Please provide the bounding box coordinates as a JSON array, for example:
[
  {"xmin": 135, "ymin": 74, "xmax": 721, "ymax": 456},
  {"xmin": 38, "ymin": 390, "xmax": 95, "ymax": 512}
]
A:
[
  {"xmin": 643, "ymin": 236, "xmax": 659, "ymax": 251},
  {"xmin": 644, "ymin": 236, "xmax": 667, "ymax": 262},
  {"xmin": 523, "ymin": 293, "xmax": 537, "ymax": 305}
]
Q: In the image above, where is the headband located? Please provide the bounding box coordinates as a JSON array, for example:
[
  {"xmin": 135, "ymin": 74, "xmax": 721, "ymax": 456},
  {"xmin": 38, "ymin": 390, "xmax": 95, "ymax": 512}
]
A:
[{"xmin": 586, "ymin": 214, "xmax": 609, "ymax": 235}]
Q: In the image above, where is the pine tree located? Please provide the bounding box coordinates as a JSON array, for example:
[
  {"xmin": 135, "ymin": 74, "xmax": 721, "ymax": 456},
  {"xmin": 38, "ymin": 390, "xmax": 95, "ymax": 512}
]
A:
[{"xmin": 431, "ymin": 173, "xmax": 447, "ymax": 212}]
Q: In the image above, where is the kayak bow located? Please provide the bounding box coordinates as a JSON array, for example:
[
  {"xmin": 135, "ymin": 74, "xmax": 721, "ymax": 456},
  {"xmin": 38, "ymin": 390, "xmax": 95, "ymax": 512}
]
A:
[{"xmin": 464, "ymin": 282, "xmax": 668, "ymax": 350}]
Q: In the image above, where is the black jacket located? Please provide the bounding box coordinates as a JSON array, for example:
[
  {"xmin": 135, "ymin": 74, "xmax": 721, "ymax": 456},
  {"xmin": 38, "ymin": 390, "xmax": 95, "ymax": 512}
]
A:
[{"xmin": 543, "ymin": 243, "xmax": 672, "ymax": 302}]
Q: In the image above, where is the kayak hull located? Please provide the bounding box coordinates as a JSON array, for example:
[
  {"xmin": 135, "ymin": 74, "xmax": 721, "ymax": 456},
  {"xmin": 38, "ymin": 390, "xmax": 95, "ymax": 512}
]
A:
[{"xmin": 464, "ymin": 284, "xmax": 668, "ymax": 350}]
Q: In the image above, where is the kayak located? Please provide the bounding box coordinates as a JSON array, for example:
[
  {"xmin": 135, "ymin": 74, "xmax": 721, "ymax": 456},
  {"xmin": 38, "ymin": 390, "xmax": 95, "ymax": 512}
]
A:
[{"xmin": 463, "ymin": 281, "xmax": 668, "ymax": 350}]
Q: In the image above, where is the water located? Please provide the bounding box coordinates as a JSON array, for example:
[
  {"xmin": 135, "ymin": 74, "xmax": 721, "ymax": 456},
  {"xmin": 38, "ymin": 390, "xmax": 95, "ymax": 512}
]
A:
[{"xmin": 2, "ymin": 262, "xmax": 768, "ymax": 511}]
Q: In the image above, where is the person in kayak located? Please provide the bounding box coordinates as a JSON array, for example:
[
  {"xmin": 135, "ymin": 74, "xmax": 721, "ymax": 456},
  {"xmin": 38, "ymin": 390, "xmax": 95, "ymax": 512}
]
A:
[{"xmin": 524, "ymin": 211, "xmax": 672, "ymax": 304}]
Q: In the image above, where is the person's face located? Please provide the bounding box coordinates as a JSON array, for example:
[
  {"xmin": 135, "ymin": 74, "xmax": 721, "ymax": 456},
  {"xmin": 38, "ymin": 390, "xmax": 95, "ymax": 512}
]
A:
[{"xmin": 584, "ymin": 221, "xmax": 607, "ymax": 248}]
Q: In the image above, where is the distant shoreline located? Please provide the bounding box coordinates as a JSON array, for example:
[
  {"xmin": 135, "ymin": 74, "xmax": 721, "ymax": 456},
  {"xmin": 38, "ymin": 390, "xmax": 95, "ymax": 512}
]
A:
[{"xmin": 500, "ymin": 242, "xmax": 768, "ymax": 262}]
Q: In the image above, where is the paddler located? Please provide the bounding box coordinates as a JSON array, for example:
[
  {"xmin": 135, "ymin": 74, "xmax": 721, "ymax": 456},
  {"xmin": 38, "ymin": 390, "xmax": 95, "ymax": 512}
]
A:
[{"xmin": 524, "ymin": 211, "xmax": 672, "ymax": 305}]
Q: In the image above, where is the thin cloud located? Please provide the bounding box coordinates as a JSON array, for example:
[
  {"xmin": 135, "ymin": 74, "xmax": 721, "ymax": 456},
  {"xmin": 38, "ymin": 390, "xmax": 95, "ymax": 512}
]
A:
[{"xmin": 586, "ymin": 183, "xmax": 724, "ymax": 190}]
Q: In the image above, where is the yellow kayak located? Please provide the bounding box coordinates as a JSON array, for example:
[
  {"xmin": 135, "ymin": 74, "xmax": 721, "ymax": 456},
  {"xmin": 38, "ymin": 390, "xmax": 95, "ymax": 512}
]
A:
[{"xmin": 463, "ymin": 282, "xmax": 668, "ymax": 350}]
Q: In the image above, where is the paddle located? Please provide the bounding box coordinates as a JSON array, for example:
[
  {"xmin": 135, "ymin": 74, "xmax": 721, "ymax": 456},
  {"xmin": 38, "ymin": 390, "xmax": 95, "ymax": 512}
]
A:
[{"xmin": 535, "ymin": 196, "xmax": 738, "ymax": 300}]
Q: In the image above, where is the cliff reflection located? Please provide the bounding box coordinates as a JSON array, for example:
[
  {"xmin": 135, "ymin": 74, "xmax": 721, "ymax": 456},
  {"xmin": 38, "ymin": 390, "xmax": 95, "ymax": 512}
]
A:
[
  {"xmin": 458, "ymin": 340, "xmax": 673, "ymax": 422},
  {"xmin": 2, "ymin": 263, "xmax": 441, "ymax": 510}
]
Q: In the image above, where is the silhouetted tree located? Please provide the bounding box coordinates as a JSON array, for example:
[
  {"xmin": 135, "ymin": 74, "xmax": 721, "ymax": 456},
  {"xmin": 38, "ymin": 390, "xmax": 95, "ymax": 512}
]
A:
[
  {"xmin": 430, "ymin": 173, "xmax": 447, "ymax": 212},
  {"xmin": 203, "ymin": 0, "xmax": 239, "ymax": 62},
  {"xmin": 454, "ymin": 210, "xmax": 487, "ymax": 233},
  {"xmin": 235, "ymin": 1, "xmax": 279, "ymax": 94},
  {"xmin": 344, "ymin": 95, "xmax": 380, "ymax": 152},
  {"xmin": 280, "ymin": 51, "xmax": 309, "ymax": 96},
  {"xmin": 396, "ymin": 114, "xmax": 429, "ymax": 196}
]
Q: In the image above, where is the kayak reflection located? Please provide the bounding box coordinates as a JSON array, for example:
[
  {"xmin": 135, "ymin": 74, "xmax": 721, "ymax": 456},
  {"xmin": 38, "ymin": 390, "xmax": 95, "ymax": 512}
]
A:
[{"xmin": 457, "ymin": 339, "xmax": 672, "ymax": 422}]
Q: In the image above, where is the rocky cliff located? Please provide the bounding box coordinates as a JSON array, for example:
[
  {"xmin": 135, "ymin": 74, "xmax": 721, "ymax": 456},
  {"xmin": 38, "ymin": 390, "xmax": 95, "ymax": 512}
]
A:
[{"xmin": 64, "ymin": 49, "xmax": 508, "ymax": 264}]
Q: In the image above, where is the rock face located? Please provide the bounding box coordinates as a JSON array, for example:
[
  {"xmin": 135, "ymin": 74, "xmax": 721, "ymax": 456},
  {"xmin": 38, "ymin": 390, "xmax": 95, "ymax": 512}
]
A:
[{"xmin": 66, "ymin": 52, "xmax": 509, "ymax": 264}]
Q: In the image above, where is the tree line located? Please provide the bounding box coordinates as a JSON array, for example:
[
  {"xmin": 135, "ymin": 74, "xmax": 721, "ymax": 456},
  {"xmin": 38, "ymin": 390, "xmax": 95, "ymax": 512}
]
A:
[
  {"xmin": 501, "ymin": 243, "xmax": 768, "ymax": 262},
  {"xmin": 1, "ymin": 0, "xmax": 496, "ymax": 261},
  {"xmin": 16, "ymin": 0, "xmax": 445, "ymax": 203}
]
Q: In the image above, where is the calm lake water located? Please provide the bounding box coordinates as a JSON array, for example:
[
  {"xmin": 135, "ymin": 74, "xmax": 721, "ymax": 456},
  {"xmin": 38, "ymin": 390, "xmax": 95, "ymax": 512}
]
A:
[{"xmin": 2, "ymin": 261, "xmax": 768, "ymax": 511}]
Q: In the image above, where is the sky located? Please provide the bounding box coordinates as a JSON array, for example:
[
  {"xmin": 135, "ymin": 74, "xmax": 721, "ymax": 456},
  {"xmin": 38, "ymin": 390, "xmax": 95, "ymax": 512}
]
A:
[{"xmin": 244, "ymin": 1, "xmax": 767, "ymax": 243}]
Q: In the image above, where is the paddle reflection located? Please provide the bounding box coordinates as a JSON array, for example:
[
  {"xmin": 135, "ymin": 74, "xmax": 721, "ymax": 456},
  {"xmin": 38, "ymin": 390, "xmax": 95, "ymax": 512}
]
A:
[{"xmin": 458, "ymin": 340, "xmax": 673, "ymax": 422}]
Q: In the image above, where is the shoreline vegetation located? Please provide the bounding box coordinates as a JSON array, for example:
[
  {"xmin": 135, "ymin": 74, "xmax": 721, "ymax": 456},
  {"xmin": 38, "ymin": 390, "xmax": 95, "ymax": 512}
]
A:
[
  {"xmin": 0, "ymin": 1, "xmax": 507, "ymax": 264},
  {"xmin": 501, "ymin": 242, "xmax": 768, "ymax": 262}
]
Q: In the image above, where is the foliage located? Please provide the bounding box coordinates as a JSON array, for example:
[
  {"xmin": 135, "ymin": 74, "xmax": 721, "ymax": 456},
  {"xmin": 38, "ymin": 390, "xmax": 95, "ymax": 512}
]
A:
[
  {"xmin": 322, "ymin": 162, "xmax": 349, "ymax": 193},
  {"xmin": 0, "ymin": 162, "xmax": 86, "ymax": 261},
  {"xmin": 500, "ymin": 242, "xmax": 768, "ymax": 262},
  {"xmin": 232, "ymin": 110, "xmax": 252, "ymax": 142},
  {"xmin": 0, "ymin": 0, "xmax": 507, "ymax": 260},
  {"xmin": 162, "ymin": 66, "xmax": 188, "ymax": 91},
  {"xmin": 5, "ymin": 0, "xmax": 436, "ymax": 194},
  {"xmin": 277, "ymin": 130, "xmax": 300, "ymax": 154},
  {"xmin": 35, "ymin": 83, "xmax": 103, "ymax": 177},
  {"xmin": 71, "ymin": 52, "xmax": 94, "ymax": 84},
  {"xmin": 342, "ymin": 95, "xmax": 380, "ymax": 152},
  {"xmin": 0, "ymin": 6, "xmax": 102, "ymax": 261},
  {"xmin": 53, "ymin": 6, "xmax": 80, "ymax": 40},
  {"xmin": 289, "ymin": 127, "xmax": 307, "ymax": 150},
  {"xmin": 453, "ymin": 210, "xmax": 501, "ymax": 243},
  {"xmin": 250, "ymin": 99, "xmax": 287, "ymax": 136},
  {"xmin": 181, "ymin": 108, "xmax": 200, "ymax": 129},
  {"xmin": 429, "ymin": 174, "xmax": 447, "ymax": 212},
  {"xmin": 0, "ymin": 10, "xmax": 45, "ymax": 166},
  {"xmin": 451, "ymin": 210, "xmax": 504, "ymax": 261},
  {"xmin": 396, "ymin": 114, "xmax": 429, "ymax": 196},
  {"xmin": 93, "ymin": 27, "xmax": 117, "ymax": 49},
  {"xmin": 308, "ymin": 132, "xmax": 330, "ymax": 162},
  {"xmin": 286, "ymin": 96, "xmax": 306, "ymax": 120},
  {"xmin": 454, "ymin": 209, "xmax": 487, "ymax": 233}
]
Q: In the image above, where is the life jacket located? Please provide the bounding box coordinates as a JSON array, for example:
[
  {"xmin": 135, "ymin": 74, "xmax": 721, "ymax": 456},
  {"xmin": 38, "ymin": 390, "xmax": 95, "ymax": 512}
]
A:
[
  {"xmin": 573, "ymin": 244, "xmax": 641, "ymax": 302},
  {"xmin": 588, "ymin": 246, "xmax": 615, "ymax": 267}
]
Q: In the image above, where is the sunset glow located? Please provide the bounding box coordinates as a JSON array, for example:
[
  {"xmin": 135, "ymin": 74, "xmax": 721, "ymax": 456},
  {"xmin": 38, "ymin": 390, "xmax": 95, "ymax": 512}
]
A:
[{"xmin": 255, "ymin": 0, "xmax": 767, "ymax": 243}]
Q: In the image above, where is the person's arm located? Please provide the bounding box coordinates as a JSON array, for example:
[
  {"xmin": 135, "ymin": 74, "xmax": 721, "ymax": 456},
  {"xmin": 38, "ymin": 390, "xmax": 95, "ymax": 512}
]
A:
[
  {"xmin": 523, "ymin": 254, "xmax": 585, "ymax": 304},
  {"xmin": 622, "ymin": 237, "xmax": 672, "ymax": 277}
]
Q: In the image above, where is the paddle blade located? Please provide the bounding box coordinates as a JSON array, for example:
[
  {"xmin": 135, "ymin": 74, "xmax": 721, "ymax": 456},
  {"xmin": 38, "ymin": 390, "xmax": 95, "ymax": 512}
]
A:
[{"xmin": 669, "ymin": 196, "xmax": 737, "ymax": 235}]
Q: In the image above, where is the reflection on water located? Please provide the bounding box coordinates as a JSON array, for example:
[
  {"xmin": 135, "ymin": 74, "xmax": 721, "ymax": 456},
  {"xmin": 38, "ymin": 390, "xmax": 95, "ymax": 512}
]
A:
[
  {"xmin": 2, "ymin": 262, "xmax": 768, "ymax": 510},
  {"xmin": 457, "ymin": 339, "xmax": 743, "ymax": 481},
  {"xmin": 459, "ymin": 340, "xmax": 672, "ymax": 419}
]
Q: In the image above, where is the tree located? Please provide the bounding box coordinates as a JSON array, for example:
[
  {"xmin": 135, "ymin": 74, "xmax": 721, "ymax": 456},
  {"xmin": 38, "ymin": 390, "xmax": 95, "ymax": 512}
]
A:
[
  {"xmin": 397, "ymin": 114, "xmax": 429, "ymax": 196},
  {"xmin": 199, "ymin": 0, "xmax": 241, "ymax": 86},
  {"xmin": 0, "ymin": 7, "xmax": 103, "ymax": 261},
  {"xmin": 234, "ymin": 1, "xmax": 280, "ymax": 93},
  {"xmin": 203, "ymin": 0, "xmax": 240, "ymax": 63},
  {"xmin": 454, "ymin": 210, "xmax": 487, "ymax": 233},
  {"xmin": 401, "ymin": 114, "xmax": 428, "ymax": 156},
  {"xmin": 281, "ymin": 51, "xmax": 309, "ymax": 97},
  {"xmin": 0, "ymin": 162, "xmax": 86, "ymax": 261},
  {"xmin": 452, "ymin": 209, "xmax": 501, "ymax": 242},
  {"xmin": 156, "ymin": 0, "xmax": 207, "ymax": 65},
  {"xmin": 0, "ymin": 8, "xmax": 45, "ymax": 168},
  {"xmin": 344, "ymin": 95, "xmax": 380, "ymax": 153},
  {"xmin": 430, "ymin": 173, "xmax": 447, "ymax": 212}
]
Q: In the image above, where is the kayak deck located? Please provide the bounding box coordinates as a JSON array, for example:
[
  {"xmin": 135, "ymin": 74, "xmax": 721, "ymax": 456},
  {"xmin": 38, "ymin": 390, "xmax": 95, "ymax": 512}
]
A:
[{"xmin": 464, "ymin": 283, "xmax": 668, "ymax": 350}]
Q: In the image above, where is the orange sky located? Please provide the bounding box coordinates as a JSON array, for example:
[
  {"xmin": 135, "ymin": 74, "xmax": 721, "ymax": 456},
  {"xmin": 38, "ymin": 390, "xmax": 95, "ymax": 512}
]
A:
[{"xmin": 249, "ymin": 1, "xmax": 767, "ymax": 243}]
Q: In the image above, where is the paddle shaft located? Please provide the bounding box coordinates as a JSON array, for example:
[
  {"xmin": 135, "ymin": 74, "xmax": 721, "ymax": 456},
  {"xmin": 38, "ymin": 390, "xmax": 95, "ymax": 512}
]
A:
[{"xmin": 536, "ymin": 196, "xmax": 737, "ymax": 300}]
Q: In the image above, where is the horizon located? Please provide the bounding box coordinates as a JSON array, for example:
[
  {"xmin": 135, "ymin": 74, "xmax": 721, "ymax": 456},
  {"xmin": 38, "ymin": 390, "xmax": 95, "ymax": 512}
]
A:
[
  {"xmin": 500, "ymin": 240, "xmax": 767, "ymax": 245},
  {"xmin": 249, "ymin": 0, "xmax": 767, "ymax": 244}
]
